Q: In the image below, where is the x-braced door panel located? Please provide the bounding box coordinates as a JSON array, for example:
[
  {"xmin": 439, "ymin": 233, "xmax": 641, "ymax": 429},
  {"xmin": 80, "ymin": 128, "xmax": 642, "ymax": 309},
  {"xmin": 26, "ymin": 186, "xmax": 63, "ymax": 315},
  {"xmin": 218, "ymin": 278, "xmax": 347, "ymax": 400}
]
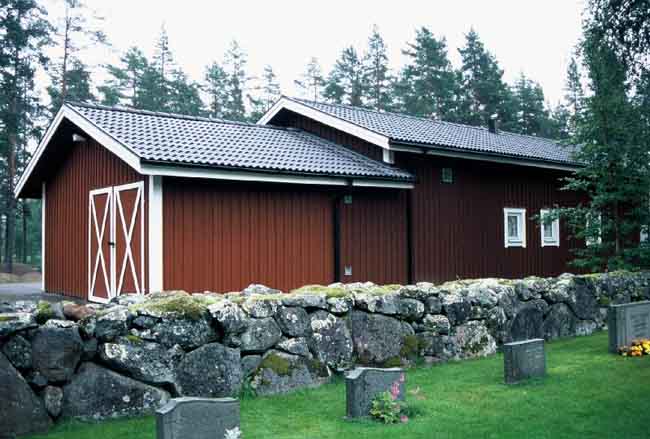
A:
[
  {"xmin": 88, "ymin": 182, "xmax": 145, "ymax": 303},
  {"xmin": 89, "ymin": 187, "xmax": 113, "ymax": 303}
]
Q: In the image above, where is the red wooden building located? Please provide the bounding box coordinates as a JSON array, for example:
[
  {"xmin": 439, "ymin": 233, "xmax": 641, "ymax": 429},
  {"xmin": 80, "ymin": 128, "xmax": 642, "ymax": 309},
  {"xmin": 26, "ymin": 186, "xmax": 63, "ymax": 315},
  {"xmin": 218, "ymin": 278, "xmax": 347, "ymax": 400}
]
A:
[{"xmin": 16, "ymin": 98, "xmax": 582, "ymax": 302}]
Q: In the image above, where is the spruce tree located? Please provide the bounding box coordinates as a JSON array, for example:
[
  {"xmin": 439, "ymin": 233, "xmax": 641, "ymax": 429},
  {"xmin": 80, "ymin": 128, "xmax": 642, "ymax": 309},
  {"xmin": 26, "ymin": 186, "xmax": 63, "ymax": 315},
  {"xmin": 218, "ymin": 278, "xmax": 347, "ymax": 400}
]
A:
[
  {"xmin": 510, "ymin": 73, "xmax": 551, "ymax": 136},
  {"xmin": 457, "ymin": 28, "xmax": 512, "ymax": 127},
  {"xmin": 362, "ymin": 25, "xmax": 393, "ymax": 111},
  {"xmin": 167, "ymin": 69, "xmax": 203, "ymax": 116},
  {"xmin": 564, "ymin": 56, "xmax": 584, "ymax": 136},
  {"xmin": 47, "ymin": 58, "xmax": 94, "ymax": 110},
  {"xmin": 294, "ymin": 57, "xmax": 324, "ymax": 101},
  {"xmin": 204, "ymin": 61, "xmax": 229, "ymax": 119},
  {"xmin": 99, "ymin": 46, "xmax": 148, "ymax": 107},
  {"xmin": 249, "ymin": 65, "xmax": 281, "ymax": 121},
  {"xmin": 324, "ymin": 46, "xmax": 364, "ymax": 106},
  {"xmin": 394, "ymin": 27, "xmax": 460, "ymax": 120},
  {"xmin": 223, "ymin": 40, "xmax": 248, "ymax": 121}
]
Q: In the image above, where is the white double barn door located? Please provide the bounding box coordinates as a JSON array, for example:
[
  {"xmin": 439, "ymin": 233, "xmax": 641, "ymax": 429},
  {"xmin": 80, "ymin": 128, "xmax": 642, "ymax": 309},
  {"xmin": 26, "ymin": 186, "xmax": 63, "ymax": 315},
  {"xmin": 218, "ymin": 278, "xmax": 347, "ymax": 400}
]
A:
[{"xmin": 88, "ymin": 182, "xmax": 145, "ymax": 303}]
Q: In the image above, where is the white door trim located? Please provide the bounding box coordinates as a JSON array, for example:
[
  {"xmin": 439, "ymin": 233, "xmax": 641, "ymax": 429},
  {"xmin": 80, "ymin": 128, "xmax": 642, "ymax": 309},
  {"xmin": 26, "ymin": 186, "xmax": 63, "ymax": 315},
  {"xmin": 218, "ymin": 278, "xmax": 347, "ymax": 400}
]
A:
[
  {"xmin": 148, "ymin": 175, "xmax": 163, "ymax": 293},
  {"xmin": 113, "ymin": 181, "xmax": 145, "ymax": 296},
  {"xmin": 41, "ymin": 182, "xmax": 46, "ymax": 292},
  {"xmin": 88, "ymin": 187, "xmax": 113, "ymax": 303}
]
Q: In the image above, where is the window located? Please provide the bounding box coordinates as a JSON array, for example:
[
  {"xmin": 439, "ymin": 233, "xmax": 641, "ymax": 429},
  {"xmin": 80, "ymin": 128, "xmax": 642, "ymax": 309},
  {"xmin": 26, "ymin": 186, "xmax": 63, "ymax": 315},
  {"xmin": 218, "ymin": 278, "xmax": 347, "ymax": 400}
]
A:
[
  {"xmin": 540, "ymin": 209, "xmax": 560, "ymax": 247},
  {"xmin": 504, "ymin": 208, "xmax": 526, "ymax": 248},
  {"xmin": 441, "ymin": 167, "xmax": 453, "ymax": 184}
]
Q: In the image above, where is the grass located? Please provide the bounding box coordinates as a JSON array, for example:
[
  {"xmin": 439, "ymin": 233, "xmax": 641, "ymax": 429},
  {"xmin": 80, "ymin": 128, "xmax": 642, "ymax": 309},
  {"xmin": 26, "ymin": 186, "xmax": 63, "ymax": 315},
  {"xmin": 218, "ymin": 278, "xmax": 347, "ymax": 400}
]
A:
[{"xmin": 28, "ymin": 332, "xmax": 650, "ymax": 439}]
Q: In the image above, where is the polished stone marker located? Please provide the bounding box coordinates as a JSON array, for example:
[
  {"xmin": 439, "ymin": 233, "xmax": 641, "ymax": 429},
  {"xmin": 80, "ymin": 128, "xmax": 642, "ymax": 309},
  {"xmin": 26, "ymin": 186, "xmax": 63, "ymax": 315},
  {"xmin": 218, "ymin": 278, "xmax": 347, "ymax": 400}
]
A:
[
  {"xmin": 503, "ymin": 338, "xmax": 546, "ymax": 384},
  {"xmin": 345, "ymin": 367, "xmax": 405, "ymax": 419},
  {"xmin": 608, "ymin": 301, "xmax": 650, "ymax": 353},
  {"xmin": 156, "ymin": 397, "xmax": 240, "ymax": 439}
]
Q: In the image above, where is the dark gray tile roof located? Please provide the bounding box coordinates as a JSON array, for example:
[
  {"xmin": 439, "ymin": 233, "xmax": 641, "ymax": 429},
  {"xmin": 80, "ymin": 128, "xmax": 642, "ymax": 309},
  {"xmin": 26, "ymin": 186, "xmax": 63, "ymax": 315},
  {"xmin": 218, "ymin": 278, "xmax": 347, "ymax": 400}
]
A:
[
  {"xmin": 287, "ymin": 97, "xmax": 580, "ymax": 166},
  {"xmin": 67, "ymin": 103, "xmax": 413, "ymax": 182}
]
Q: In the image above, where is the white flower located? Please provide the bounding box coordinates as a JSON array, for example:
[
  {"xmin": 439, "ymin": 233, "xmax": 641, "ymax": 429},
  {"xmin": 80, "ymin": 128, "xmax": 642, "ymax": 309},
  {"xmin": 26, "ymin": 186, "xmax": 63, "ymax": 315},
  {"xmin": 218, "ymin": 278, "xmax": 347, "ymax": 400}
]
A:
[{"xmin": 224, "ymin": 426, "xmax": 242, "ymax": 439}]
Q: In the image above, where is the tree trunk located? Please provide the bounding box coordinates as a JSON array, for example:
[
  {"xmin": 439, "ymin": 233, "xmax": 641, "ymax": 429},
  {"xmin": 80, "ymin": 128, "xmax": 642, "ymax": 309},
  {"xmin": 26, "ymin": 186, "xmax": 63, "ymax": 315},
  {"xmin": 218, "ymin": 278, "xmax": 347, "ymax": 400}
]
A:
[
  {"xmin": 22, "ymin": 201, "xmax": 28, "ymax": 264},
  {"xmin": 60, "ymin": 8, "xmax": 71, "ymax": 106}
]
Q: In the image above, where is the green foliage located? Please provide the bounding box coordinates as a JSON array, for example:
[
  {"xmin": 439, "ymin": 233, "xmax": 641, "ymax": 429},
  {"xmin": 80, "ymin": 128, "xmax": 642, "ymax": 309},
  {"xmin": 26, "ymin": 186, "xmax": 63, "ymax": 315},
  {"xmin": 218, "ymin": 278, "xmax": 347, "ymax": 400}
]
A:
[
  {"xmin": 382, "ymin": 357, "xmax": 403, "ymax": 368},
  {"xmin": 35, "ymin": 300, "xmax": 54, "ymax": 324},
  {"xmin": 124, "ymin": 334, "xmax": 143, "ymax": 344},
  {"xmin": 129, "ymin": 294, "xmax": 213, "ymax": 320},
  {"xmin": 290, "ymin": 284, "xmax": 348, "ymax": 298},
  {"xmin": 369, "ymin": 391, "xmax": 409, "ymax": 424},
  {"xmin": 249, "ymin": 65, "xmax": 281, "ymax": 121},
  {"xmin": 294, "ymin": 57, "xmax": 325, "ymax": 101},
  {"xmin": 400, "ymin": 335, "xmax": 420, "ymax": 358},
  {"xmin": 324, "ymin": 46, "xmax": 364, "ymax": 106},
  {"xmin": 362, "ymin": 25, "xmax": 393, "ymax": 111}
]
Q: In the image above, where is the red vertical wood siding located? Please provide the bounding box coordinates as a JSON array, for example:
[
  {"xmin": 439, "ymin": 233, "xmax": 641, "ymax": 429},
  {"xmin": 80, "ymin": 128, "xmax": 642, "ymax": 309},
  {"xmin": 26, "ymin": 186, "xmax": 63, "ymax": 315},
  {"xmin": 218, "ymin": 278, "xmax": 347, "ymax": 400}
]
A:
[
  {"xmin": 45, "ymin": 138, "xmax": 147, "ymax": 298},
  {"xmin": 396, "ymin": 153, "xmax": 582, "ymax": 282},
  {"xmin": 162, "ymin": 178, "xmax": 335, "ymax": 293},
  {"xmin": 270, "ymin": 109, "xmax": 384, "ymax": 161},
  {"xmin": 338, "ymin": 189, "xmax": 409, "ymax": 284}
]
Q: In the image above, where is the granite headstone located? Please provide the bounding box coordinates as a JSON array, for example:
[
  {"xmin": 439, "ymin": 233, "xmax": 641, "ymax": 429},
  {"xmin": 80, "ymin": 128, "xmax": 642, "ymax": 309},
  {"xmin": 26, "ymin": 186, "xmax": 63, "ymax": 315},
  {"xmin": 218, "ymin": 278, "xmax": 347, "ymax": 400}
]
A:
[
  {"xmin": 503, "ymin": 338, "xmax": 546, "ymax": 384},
  {"xmin": 608, "ymin": 301, "xmax": 650, "ymax": 353},
  {"xmin": 345, "ymin": 367, "xmax": 405, "ymax": 419},
  {"xmin": 156, "ymin": 397, "xmax": 240, "ymax": 439}
]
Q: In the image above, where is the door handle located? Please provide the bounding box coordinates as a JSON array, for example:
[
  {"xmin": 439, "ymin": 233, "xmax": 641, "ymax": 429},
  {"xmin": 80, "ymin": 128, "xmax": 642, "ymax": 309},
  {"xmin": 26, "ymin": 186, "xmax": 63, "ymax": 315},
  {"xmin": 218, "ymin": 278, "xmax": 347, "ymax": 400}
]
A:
[{"xmin": 108, "ymin": 241, "xmax": 115, "ymax": 247}]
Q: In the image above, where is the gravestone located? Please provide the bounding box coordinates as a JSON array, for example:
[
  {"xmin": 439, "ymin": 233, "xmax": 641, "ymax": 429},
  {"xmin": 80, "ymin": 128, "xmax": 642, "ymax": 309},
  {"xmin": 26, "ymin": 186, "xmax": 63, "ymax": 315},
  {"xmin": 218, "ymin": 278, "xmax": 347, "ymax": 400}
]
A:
[
  {"xmin": 503, "ymin": 338, "xmax": 546, "ymax": 384},
  {"xmin": 608, "ymin": 301, "xmax": 650, "ymax": 353},
  {"xmin": 345, "ymin": 367, "xmax": 405, "ymax": 419},
  {"xmin": 156, "ymin": 397, "xmax": 240, "ymax": 439}
]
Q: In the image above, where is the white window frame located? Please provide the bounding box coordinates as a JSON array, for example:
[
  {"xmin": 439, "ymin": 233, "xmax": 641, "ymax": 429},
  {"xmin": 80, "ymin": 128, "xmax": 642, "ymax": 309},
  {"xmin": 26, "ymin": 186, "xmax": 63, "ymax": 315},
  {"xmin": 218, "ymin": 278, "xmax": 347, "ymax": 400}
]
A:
[
  {"xmin": 504, "ymin": 208, "xmax": 526, "ymax": 248},
  {"xmin": 540, "ymin": 209, "xmax": 560, "ymax": 247}
]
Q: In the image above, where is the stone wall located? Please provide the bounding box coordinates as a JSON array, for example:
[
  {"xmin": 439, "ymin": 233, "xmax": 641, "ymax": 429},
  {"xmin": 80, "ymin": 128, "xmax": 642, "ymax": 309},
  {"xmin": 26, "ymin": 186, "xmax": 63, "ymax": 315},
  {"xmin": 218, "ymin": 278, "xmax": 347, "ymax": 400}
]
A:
[{"xmin": 1, "ymin": 271, "xmax": 649, "ymax": 437}]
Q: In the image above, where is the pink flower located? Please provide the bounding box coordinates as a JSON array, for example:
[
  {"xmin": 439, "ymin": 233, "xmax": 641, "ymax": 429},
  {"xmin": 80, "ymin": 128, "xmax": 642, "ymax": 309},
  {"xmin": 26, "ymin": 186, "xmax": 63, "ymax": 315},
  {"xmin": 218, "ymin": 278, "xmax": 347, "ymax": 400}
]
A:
[
  {"xmin": 390, "ymin": 382, "xmax": 400, "ymax": 400},
  {"xmin": 399, "ymin": 373, "xmax": 405, "ymax": 383},
  {"xmin": 400, "ymin": 415, "xmax": 409, "ymax": 423}
]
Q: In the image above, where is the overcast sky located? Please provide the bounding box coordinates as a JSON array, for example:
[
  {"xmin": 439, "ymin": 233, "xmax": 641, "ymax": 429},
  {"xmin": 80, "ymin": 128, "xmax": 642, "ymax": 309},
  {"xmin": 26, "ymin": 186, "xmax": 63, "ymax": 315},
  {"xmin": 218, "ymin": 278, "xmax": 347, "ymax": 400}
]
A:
[{"xmin": 45, "ymin": 0, "xmax": 586, "ymax": 107}]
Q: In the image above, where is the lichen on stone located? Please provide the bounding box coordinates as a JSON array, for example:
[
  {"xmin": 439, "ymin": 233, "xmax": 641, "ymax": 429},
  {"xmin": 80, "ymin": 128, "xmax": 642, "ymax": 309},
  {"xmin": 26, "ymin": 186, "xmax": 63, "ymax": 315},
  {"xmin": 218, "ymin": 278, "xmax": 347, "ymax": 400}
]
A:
[
  {"xmin": 291, "ymin": 285, "xmax": 349, "ymax": 298},
  {"xmin": 35, "ymin": 301, "xmax": 55, "ymax": 324},
  {"xmin": 129, "ymin": 294, "xmax": 217, "ymax": 320},
  {"xmin": 258, "ymin": 353, "xmax": 292, "ymax": 376}
]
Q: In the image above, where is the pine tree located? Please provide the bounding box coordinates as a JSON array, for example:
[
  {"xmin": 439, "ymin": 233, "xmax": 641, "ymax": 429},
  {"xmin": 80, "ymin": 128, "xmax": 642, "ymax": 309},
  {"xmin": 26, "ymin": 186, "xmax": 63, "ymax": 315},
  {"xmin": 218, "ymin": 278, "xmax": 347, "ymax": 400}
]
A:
[
  {"xmin": 151, "ymin": 24, "xmax": 175, "ymax": 107},
  {"xmin": 0, "ymin": 0, "xmax": 52, "ymax": 271},
  {"xmin": 362, "ymin": 25, "xmax": 393, "ymax": 111},
  {"xmin": 294, "ymin": 57, "xmax": 324, "ymax": 101},
  {"xmin": 324, "ymin": 46, "xmax": 364, "ymax": 106},
  {"xmin": 167, "ymin": 69, "xmax": 203, "ymax": 116},
  {"xmin": 249, "ymin": 65, "xmax": 281, "ymax": 121},
  {"xmin": 204, "ymin": 61, "xmax": 229, "ymax": 119},
  {"xmin": 99, "ymin": 47, "xmax": 148, "ymax": 107},
  {"xmin": 457, "ymin": 28, "xmax": 512, "ymax": 127},
  {"xmin": 222, "ymin": 40, "xmax": 248, "ymax": 121},
  {"xmin": 394, "ymin": 27, "xmax": 460, "ymax": 120},
  {"xmin": 50, "ymin": 0, "xmax": 107, "ymax": 111}
]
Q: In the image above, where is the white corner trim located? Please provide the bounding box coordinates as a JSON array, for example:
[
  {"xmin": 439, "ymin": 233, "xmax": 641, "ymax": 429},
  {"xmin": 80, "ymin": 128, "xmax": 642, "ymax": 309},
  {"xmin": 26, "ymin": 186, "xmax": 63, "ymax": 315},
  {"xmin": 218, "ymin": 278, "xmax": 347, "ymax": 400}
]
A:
[
  {"xmin": 504, "ymin": 207, "xmax": 527, "ymax": 248},
  {"xmin": 41, "ymin": 182, "xmax": 46, "ymax": 292},
  {"xmin": 540, "ymin": 209, "xmax": 560, "ymax": 247},
  {"xmin": 351, "ymin": 179, "xmax": 414, "ymax": 189},
  {"xmin": 148, "ymin": 175, "xmax": 163, "ymax": 293},
  {"xmin": 257, "ymin": 97, "xmax": 391, "ymax": 150},
  {"xmin": 15, "ymin": 105, "xmax": 142, "ymax": 198},
  {"xmin": 382, "ymin": 149, "xmax": 395, "ymax": 164}
]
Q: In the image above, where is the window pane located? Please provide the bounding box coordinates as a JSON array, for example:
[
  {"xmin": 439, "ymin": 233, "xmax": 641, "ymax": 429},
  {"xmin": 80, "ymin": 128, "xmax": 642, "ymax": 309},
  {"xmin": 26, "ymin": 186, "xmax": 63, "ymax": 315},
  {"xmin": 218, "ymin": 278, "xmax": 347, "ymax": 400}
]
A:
[
  {"xmin": 543, "ymin": 221, "xmax": 553, "ymax": 239},
  {"xmin": 507, "ymin": 215, "xmax": 519, "ymax": 238}
]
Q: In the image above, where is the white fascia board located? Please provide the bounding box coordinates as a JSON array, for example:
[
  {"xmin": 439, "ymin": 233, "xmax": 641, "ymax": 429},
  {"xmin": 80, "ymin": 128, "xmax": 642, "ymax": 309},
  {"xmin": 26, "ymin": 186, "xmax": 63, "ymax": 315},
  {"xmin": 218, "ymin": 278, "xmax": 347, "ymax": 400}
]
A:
[
  {"xmin": 390, "ymin": 143, "xmax": 579, "ymax": 172},
  {"xmin": 140, "ymin": 164, "xmax": 351, "ymax": 186},
  {"xmin": 352, "ymin": 179, "xmax": 414, "ymax": 189},
  {"xmin": 257, "ymin": 97, "xmax": 391, "ymax": 150},
  {"xmin": 15, "ymin": 105, "xmax": 142, "ymax": 198},
  {"xmin": 41, "ymin": 182, "xmax": 46, "ymax": 292}
]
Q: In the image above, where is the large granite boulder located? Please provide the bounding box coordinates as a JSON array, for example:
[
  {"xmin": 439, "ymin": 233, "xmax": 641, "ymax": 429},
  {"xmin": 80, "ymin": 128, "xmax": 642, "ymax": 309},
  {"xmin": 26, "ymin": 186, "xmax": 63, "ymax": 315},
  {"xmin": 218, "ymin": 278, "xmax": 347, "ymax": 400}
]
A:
[
  {"xmin": 208, "ymin": 300, "xmax": 248, "ymax": 334},
  {"xmin": 566, "ymin": 278, "xmax": 599, "ymax": 320},
  {"xmin": 31, "ymin": 320, "xmax": 83, "ymax": 383},
  {"xmin": 396, "ymin": 298, "xmax": 425, "ymax": 321},
  {"xmin": 239, "ymin": 318, "xmax": 282, "ymax": 353},
  {"xmin": 308, "ymin": 310, "xmax": 353, "ymax": 371},
  {"xmin": 421, "ymin": 314, "xmax": 451, "ymax": 335},
  {"xmin": 452, "ymin": 321, "xmax": 497, "ymax": 359},
  {"xmin": 0, "ymin": 352, "xmax": 51, "ymax": 438},
  {"xmin": 276, "ymin": 306, "xmax": 310, "ymax": 337},
  {"xmin": 281, "ymin": 293, "xmax": 327, "ymax": 309},
  {"xmin": 249, "ymin": 350, "xmax": 330, "ymax": 396},
  {"xmin": 241, "ymin": 284, "xmax": 281, "ymax": 296},
  {"xmin": 0, "ymin": 312, "xmax": 37, "ymax": 338},
  {"xmin": 441, "ymin": 293, "xmax": 471, "ymax": 325},
  {"xmin": 514, "ymin": 277, "xmax": 549, "ymax": 301},
  {"xmin": 327, "ymin": 296, "xmax": 353, "ymax": 314},
  {"xmin": 2, "ymin": 333, "xmax": 32, "ymax": 369},
  {"xmin": 509, "ymin": 301, "xmax": 544, "ymax": 342},
  {"xmin": 276, "ymin": 337, "xmax": 312, "ymax": 358},
  {"xmin": 543, "ymin": 303, "xmax": 578, "ymax": 340},
  {"xmin": 62, "ymin": 362, "xmax": 169, "ymax": 419},
  {"xmin": 63, "ymin": 303, "xmax": 96, "ymax": 321},
  {"xmin": 175, "ymin": 343, "xmax": 242, "ymax": 397},
  {"xmin": 466, "ymin": 280, "xmax": 500, "ymax": 308},
  {"xmin": 242, "ymin": 297, "xmax": 279, "ymax": 318},
  {"xmin": 150, "ymin": 317, "xmax": 217, "ymax": 350},
  {"xmin": 354, "ymin": 293, "xmax": 399, "ymax": 315},
  {"xmin": 241, "ymin": 354, "xmax": 263, "ymax": 377},
  {"xmin": 98, "ymin": 337, "xmax": 183, "ymax": 386},
  {"xmin": 350, "ymin": 311, "xmax": 414, "ymax": 365},
  {"xmin": 95, "ymin": 306, "xmax": 131, "ymax": 341}
]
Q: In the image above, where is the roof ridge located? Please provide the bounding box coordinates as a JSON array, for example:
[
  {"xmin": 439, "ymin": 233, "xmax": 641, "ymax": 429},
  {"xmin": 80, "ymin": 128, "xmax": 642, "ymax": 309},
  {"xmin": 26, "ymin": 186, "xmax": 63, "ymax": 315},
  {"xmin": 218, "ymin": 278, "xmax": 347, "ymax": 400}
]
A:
[
  {"xmin": 289, "ymin": 96, "xmax": 563, "ymax": 145},
  {"xmin": 64, "ymin": 101, "xmax": 294, "ymax": 133}
]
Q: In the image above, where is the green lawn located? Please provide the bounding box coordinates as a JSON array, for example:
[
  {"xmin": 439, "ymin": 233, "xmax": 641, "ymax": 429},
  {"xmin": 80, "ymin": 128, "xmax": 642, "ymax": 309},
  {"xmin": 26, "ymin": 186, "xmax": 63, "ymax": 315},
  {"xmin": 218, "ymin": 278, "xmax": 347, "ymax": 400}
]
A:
[{"xmin": 29, "ymin": 332, "xmax": 650, "ymax": 439}]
